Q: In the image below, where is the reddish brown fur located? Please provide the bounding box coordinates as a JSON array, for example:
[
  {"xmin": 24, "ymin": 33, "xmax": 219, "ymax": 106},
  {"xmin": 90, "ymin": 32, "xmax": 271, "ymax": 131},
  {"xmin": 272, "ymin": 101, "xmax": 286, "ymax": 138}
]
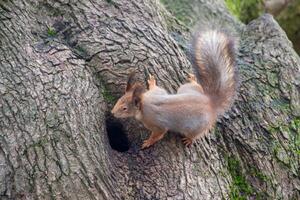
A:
[
  {"xmin": 112, "ymin": 30, "xmax": 237, "ymax": 149},
  {"xmin": 112, "ymin": 74, "xmax": 218, "ymax": 149}
]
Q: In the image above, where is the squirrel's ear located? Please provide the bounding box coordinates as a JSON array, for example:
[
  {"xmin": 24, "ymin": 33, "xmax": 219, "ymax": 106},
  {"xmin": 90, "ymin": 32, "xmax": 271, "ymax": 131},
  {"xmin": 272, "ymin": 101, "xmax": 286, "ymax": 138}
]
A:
[
  {"xmin": 132, "ymin": 84, "xmax": 145, "ymax": 109},
  {"xmin": 125, "ymin": 71, "xmax": 136, "ymax": 92}
]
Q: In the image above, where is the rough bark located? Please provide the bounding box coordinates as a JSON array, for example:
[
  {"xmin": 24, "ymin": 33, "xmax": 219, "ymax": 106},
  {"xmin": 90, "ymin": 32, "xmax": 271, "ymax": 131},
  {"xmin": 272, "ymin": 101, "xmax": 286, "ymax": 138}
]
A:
[{"xmin": 0, "ymin": 0, "xmax": 299, "ymax": 200}]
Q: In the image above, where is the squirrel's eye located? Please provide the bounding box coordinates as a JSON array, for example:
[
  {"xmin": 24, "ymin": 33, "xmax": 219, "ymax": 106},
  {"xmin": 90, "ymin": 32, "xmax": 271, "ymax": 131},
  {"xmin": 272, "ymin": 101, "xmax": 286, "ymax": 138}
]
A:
[{"xmin": 123, "ymin": 107, "xmax": 127, "ymax": 111}]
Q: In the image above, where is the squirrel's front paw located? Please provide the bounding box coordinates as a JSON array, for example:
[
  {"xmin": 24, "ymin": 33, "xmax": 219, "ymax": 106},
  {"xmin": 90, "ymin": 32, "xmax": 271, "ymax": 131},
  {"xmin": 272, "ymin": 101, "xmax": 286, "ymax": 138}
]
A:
[
  {"xmin": 147, "ymin": 75, "xmax": 156, "ymax": 89},
  {"xmin": 187, "ymin": 73, "xmax": 196, "ymax": 83},
  {"xmin": 141, "ymin": 139, "xmax": 153, "ymax": 149}
]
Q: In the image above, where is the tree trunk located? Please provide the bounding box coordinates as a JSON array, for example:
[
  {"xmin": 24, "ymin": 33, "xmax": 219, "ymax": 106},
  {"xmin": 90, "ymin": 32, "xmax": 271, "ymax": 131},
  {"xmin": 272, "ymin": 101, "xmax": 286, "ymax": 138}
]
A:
[{"xmin": 0, "ymin": 0, "xmax": 299, "ymax": 200}]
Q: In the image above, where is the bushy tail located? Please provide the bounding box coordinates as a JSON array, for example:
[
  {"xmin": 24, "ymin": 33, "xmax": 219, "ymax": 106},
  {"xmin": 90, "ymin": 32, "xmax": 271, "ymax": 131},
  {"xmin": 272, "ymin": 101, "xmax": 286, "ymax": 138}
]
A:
[{"xmin": 191, "ymin": 29, "xmax": 238, "ymax": 115}]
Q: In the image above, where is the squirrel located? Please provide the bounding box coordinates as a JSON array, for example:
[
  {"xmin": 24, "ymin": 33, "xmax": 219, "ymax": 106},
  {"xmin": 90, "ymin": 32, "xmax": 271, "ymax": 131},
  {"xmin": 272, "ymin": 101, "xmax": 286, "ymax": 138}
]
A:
[{"xmin": 111, "ymin": 29, "xmax": 237, "ymax": 149}]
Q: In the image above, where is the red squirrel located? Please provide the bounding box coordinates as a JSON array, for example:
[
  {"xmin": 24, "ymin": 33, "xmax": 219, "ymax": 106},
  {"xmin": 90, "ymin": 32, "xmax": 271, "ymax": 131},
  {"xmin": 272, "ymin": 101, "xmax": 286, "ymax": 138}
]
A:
[{"xmin": 111, "ymin": 29, "xmax": 237, "ymax": 149}]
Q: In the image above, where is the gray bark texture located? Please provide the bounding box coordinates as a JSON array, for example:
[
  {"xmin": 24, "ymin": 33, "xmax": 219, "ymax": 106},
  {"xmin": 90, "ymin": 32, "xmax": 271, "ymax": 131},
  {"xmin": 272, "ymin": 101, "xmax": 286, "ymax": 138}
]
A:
[{"xmin": 0, "ymin": 0, "xmax": 299, "ymax": 200}]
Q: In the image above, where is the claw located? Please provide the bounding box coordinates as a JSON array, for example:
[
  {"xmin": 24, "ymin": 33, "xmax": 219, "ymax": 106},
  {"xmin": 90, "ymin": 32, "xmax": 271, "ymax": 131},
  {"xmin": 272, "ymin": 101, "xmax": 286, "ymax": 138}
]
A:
[
  {"xmin": 147, "ymin": 74, "xmax": 156, "ymax": 89},
  {"xmin": 182, "ymin": 137, "xmax": 193, "ymax": 147},
  {"xmin": 141, "ymin": 139, "xmax": 153, "ymax": 149},
  {"xmin": 187, "ymin": 73, "xmax": 196, "ymax": 82}
]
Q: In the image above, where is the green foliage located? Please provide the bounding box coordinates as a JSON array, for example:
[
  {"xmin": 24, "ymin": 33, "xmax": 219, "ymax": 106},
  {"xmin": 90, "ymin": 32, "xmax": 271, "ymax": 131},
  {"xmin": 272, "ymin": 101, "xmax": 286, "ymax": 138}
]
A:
[
  {"xmin": 227, "ymin": 156, "xmax": 253, "ymax": 199},
  {"xmin": 225, "ymin": 0, "xmax": 263, "ymax": 23},
  {"xmin": 97, "ymin": 75, "xmax": 117, "ymax": 104},
  {"xmin": 248, "ymin": 166, "xmax": 270, "ymax": 183},
  {"xmin": 225, "ymin": 0, "xmax": 243, "ymax": 19},
  {"xmin": 47, "ymin": 27, "xmax": 57, "ymax": 37},
  {"xmin": 102, "ymin": 87, "xmax": 117, "ymax": 104},
  {"xmin": 268, "ymin": 117, "xmax": 300, "ymax": 174}
]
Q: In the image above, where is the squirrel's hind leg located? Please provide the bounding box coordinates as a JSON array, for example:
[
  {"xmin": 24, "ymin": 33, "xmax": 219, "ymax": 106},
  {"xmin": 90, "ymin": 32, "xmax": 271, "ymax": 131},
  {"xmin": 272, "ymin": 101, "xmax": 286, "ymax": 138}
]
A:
[
  {"xmin": 181, "ymin": 137, "xmax": 194, "ymax": 147},
  {"xmin": 141, "ymin": 128, "xmax": 167, "ymax": 149},
  {"xmin": 182, "ymin": 128, "xmax": 210, "ymax": 147},
  {"xmin": 181, "ymin": 130, "xmax": 199, "ymax": 147},
  {"xmin": 177, "ymin": 73, "xmax": 204, "ymax": 94}
]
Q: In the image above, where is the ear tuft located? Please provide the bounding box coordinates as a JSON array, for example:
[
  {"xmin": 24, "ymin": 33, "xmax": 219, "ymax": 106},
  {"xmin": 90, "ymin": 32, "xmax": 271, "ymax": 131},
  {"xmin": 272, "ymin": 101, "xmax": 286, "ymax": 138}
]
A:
[
  {"xmin": 125, "ymin": 71, "xmax": 136, "ymax": 92},
  {"xmin": 132, "ymin": 84, "xmax": 145, "ymax": 109}
]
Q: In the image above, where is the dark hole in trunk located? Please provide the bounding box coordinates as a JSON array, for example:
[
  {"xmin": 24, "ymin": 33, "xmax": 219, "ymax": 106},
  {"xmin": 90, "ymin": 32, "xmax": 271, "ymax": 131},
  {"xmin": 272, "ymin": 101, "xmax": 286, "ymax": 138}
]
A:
[{"xmin": 105, "ymin": 115, "xmax": 130, "ymax": 152}]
